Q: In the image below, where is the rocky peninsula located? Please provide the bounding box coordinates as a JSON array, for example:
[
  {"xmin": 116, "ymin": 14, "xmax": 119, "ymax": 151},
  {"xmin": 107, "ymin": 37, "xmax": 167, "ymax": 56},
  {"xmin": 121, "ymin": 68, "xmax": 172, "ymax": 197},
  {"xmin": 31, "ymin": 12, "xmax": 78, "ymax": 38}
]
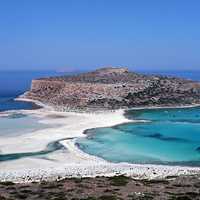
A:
[{"xmin": 22, "ymin": 67, "xmax": 200, "ymax": 111}]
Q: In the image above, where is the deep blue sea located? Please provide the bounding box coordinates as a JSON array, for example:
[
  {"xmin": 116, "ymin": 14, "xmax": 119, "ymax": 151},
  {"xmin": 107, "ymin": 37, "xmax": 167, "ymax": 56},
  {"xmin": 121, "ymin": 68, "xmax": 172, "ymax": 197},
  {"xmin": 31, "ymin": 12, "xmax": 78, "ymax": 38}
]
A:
[{"xmin": 0, "ymin": 71, "xmax": 64, "ymax": 112}]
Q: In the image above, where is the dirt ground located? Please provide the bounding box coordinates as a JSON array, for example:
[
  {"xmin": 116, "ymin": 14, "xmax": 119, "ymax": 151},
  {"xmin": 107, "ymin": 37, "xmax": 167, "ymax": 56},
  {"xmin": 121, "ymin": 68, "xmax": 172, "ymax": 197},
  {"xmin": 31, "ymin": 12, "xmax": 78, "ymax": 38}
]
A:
[{"xmin": 0, "ymin": 175, "xmax": 200, "ymax": 200}]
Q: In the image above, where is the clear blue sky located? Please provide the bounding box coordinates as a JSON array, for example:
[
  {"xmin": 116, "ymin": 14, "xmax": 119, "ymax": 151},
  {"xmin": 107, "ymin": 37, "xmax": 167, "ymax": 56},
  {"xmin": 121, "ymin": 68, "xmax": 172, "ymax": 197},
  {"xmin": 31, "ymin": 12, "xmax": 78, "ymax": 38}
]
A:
[{"xmin": 0, "ymin": 0, "xmax": 200, "ymax": 71}]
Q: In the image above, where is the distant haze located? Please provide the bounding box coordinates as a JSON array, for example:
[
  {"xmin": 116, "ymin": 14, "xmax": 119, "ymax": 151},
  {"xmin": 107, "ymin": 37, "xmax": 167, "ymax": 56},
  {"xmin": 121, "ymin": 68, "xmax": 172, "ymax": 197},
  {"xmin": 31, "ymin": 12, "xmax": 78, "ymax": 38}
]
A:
[{"xmin": 0, "ymin": 0, "xmax": 200, "ymax": 71}]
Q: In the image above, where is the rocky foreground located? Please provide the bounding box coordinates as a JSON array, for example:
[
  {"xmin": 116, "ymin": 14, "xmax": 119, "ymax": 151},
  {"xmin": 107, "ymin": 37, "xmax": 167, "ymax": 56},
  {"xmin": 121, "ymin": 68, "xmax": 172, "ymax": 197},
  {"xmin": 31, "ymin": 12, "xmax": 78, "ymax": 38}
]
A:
[
  {"xmin": 1, "ymin": 175, "xmax": 200, "ymax": 200},
  {"xmin": 22, "ymin": 67, "xmax": 200, "ymax": 111}
]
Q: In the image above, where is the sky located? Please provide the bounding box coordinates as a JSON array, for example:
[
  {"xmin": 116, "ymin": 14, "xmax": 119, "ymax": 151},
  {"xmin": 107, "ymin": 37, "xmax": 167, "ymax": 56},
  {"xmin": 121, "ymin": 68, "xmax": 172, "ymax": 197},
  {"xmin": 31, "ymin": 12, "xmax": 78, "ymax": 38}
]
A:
[{"xmin": 0, "ymin": 0, "xmax": 200, "ymax": 71}]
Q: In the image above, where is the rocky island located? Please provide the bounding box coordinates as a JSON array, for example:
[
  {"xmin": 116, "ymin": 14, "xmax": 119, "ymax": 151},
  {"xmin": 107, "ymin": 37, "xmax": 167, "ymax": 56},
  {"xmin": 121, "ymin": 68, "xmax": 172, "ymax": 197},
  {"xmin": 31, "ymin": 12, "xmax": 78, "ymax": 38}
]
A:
[{"xmin": 22, "ymin": 67, "xmax": 200, "ymax": 110}]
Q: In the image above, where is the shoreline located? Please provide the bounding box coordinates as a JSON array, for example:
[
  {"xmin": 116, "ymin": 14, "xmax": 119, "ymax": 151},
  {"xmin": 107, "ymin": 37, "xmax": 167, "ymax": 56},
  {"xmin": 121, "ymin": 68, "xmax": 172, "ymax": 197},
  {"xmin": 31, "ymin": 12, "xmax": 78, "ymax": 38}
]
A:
[
  {"xmin": 15, "ymin": 96, "xmax": 200, "ymax": 112},
  {"xmin": 0, "ymin": 98, "xmax": 200, "ymax": 182},
  {"xmin": 15, "ymin": 97, "xmax": 53, "ymax": 111}
]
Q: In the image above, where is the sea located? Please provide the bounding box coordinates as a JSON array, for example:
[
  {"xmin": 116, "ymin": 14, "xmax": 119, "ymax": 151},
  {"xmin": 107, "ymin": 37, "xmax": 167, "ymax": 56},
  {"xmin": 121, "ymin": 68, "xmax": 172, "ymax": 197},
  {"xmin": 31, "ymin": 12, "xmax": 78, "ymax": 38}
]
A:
[
  {"xmin": 0, "ymin": 71, "xmax": 65, "ymax": 112},
  {"xmin": 1, "ymin": 70, "xmax": 200, "ymax": 166}
]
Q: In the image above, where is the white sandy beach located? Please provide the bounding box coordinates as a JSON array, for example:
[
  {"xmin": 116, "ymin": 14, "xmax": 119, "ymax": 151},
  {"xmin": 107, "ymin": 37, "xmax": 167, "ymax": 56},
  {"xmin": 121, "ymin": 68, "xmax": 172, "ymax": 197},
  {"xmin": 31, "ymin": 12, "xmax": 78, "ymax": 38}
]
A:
[{"xmin": 0, "ymin": 103, "xmax": 200, "ymax": 183}]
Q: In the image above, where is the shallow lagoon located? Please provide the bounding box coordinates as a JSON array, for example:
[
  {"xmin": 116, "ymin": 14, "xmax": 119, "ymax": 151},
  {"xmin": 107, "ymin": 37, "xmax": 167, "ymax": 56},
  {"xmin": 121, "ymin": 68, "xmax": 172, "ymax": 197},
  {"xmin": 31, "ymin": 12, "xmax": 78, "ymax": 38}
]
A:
[
  {"xmin": 0, "ymin": 112, "xmax": 65, "ymax": 162},
  {"xmin": 0, "ymin": 113, "xmax": 52, "ymax": 137},
  {"xmin": 77, "ymin": 107, "xmax": 200, "ymax": 166}
]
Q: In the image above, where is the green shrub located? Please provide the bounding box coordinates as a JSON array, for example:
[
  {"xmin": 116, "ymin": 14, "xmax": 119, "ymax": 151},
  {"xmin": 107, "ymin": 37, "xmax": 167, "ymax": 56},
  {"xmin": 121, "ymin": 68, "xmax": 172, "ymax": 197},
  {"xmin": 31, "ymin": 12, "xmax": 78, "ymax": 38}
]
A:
[
  {"xmin": 109, "ymin": 175, "xmax": 129, "ymax": 186},
  {"xmin": 98, "ymin": 195, "xmax": 117, "ymax": 200},
  {"xmin": 0, "ymin": 181, "xmax": 15, "ymax": 186}
]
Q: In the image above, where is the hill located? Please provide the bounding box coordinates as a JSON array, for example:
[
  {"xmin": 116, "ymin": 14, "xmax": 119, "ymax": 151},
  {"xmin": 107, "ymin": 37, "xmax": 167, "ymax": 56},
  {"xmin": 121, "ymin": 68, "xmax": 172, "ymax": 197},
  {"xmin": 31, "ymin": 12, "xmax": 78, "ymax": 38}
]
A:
[{"xmin": 21, "ymin": 67, "xmax": 200, "ymax": 110}]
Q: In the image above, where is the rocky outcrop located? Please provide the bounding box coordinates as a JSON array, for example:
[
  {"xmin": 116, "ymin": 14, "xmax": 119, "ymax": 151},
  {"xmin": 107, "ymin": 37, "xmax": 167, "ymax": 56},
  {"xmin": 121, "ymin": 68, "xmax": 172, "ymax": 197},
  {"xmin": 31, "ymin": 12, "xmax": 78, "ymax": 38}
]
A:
[{"xmin": 22, "ymin": 67, "xmax": 200, "ymax": 111}]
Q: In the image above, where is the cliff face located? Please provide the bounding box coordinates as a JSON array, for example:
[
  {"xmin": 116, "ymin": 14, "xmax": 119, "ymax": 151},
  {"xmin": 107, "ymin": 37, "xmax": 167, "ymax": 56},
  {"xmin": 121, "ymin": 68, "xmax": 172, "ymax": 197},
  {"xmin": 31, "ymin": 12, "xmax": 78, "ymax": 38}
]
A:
[{"xmin": 22, "ymin": 67, "xmax": 200, "ymax": 110}]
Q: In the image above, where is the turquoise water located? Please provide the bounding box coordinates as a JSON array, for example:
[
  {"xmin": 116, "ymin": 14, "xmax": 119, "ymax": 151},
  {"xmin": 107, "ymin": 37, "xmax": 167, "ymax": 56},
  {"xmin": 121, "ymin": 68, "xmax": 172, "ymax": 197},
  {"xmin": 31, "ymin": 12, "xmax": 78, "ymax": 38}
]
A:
[
  {"xmin": 0, "ymin": 138, "xmax": 66, "ymax": 162},
  {"xmin": 0, "ymin": 113, "xmax": 65, "ymax": 161},
  {"xmin": 0, "ymin": 113, "xmax": 54, "ymax": 137},
  {"xmin": 77, "ymin": 107, "xmax": 200, "ymax": 166}
]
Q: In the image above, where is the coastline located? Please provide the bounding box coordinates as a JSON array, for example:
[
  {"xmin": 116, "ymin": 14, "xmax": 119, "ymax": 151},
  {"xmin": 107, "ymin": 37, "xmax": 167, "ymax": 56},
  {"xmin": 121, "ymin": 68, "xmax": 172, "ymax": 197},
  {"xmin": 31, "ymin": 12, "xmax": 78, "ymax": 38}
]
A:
[
  {"xmin": 0, "ymin": 98, "xmax": 200, "ymax": 183},
  {"xmin": 15, "ymin": 96, "xmax": 200, "ymax": 112},
  {"xmin": 15, "ymin": 97, "xmax": 53, "ymax": 111}
]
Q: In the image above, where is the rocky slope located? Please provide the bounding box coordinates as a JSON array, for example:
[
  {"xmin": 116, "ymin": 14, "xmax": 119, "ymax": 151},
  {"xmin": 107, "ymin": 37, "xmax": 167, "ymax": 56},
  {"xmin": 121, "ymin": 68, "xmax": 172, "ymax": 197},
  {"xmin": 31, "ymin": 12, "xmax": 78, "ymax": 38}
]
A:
[{"xmin": 22, "ymin": 67, "xmax": 200, "ymax": 111}]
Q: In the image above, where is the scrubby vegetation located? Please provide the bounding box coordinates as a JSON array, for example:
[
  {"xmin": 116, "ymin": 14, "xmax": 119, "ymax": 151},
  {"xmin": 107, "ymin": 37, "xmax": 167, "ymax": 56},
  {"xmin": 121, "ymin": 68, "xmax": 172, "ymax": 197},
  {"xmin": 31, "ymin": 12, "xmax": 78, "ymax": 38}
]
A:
[
  {"xmin": 0, "ymin": 175, "xmax": 200, "ymax": 200},
  {"xmin": 108, "ymin": 175, "xmax": 130, "ymax": 186}
]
